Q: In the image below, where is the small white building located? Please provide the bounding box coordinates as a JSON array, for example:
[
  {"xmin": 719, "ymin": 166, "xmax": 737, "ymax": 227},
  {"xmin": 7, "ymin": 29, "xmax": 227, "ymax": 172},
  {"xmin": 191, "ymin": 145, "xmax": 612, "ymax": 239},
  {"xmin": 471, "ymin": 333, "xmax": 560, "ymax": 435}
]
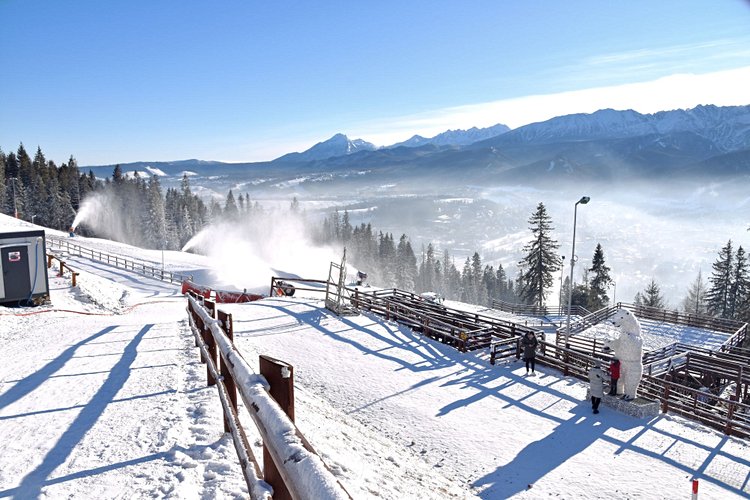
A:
[{"xmin": 0, "ymin": 229, "xmax": 50, "ymax": 305}]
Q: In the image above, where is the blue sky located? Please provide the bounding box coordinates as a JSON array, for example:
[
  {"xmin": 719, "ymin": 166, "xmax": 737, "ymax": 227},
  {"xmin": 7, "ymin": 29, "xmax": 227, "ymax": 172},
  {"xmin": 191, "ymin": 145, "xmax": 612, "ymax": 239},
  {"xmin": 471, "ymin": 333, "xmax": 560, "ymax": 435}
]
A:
[{"xmin": 1, "ymin": 1, "xmax": 749, "ymax": 165}]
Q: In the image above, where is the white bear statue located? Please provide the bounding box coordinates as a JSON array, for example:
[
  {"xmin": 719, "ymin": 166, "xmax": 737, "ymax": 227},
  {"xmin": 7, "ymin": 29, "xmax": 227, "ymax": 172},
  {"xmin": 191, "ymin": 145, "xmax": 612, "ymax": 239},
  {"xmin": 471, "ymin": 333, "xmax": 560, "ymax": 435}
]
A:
[{"xmin": 605, "ymin": 309, "xmax": 644, "ymax": 401}]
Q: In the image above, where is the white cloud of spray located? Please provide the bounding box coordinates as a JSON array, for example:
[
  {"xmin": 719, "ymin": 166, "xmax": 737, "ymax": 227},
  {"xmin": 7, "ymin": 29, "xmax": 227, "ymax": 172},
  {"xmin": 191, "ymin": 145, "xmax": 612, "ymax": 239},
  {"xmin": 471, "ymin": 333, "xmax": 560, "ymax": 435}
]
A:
[
  {"xmin": 182, "ymin": 211, "xmax": 344, "ymax": 292},
  {"xmin": 72, "ymin": 191, "xmax": 139, "ymax": 245}
]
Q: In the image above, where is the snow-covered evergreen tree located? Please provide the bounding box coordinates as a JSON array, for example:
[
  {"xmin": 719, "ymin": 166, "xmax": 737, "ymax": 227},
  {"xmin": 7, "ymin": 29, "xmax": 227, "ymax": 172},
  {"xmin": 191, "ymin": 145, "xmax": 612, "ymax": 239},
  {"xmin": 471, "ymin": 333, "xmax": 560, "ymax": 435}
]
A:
[
  {"xmin": 707, "ymin": 240, "xmax": 733, "ymax": 318},
  {"xmin": 587, "ymin": 243, "xmax": 612, "ymax": 310},
  {"xmin": 518, "ymin": 202, "xmax": 561, "ymax": 308}
]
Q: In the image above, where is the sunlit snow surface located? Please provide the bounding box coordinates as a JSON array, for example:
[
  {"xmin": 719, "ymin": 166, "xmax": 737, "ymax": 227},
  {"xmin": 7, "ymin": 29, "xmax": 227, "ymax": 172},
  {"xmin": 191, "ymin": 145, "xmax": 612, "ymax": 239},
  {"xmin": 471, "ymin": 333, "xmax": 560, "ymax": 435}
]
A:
[{"xmin": 1, "ymin": 214, "xmax": 749, "ymax": 499}]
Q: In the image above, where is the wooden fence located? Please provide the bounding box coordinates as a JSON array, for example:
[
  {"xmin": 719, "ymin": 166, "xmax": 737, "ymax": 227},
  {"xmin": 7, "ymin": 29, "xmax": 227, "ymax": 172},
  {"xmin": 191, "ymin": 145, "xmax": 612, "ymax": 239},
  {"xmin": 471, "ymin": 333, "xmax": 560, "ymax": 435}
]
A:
[
  {"xmin": 46, "ymin": 253, "xmax": 80, "ymax": 286},
  {"xmin": 47, "ymin": 236, "xmax": 192, "ymax": 285},
  {"xmin": 186, "ymin": 292, "xmax": 350, "ymax": 500},
  {"xmin": 491, "ymin": 299, "xmax": 590, "ymax": 318},
  {"xmin": 640, "ymin": 375, "xmax": 750, "ymax": 438},
  {"xmin": 268, "ymin": 279, "xmax": 750, "ymax": 438}
]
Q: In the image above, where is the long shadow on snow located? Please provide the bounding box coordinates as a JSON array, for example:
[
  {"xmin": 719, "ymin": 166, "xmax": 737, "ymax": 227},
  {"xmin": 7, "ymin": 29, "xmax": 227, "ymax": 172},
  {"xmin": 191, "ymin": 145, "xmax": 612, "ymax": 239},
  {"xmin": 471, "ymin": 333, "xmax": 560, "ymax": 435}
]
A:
[
  {"xmin": 0, "ymin": 325, "xmax": 119, "ymax": 412},
  {"xmin": 250, "ymin": 299, "xmax": 456, "ymax": 373},
  {"xmin": 0, "ymin": 440, "xmax": 224, "ymax": 498},
  {"xmin": 5, "ymin": 324, "xmax": 154, "ymax": 499},
  {"xmin": 473, "ymin": 393, "xmax": 750, "ymax": 498}
]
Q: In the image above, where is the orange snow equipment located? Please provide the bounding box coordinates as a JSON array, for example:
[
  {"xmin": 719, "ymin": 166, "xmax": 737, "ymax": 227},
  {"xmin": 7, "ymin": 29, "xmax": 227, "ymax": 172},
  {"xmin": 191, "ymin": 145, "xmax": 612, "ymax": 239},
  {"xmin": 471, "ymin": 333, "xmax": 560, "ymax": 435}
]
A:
[{"xmin": 181, "ymin": 279, "xmax": 211, "ymax": 298}]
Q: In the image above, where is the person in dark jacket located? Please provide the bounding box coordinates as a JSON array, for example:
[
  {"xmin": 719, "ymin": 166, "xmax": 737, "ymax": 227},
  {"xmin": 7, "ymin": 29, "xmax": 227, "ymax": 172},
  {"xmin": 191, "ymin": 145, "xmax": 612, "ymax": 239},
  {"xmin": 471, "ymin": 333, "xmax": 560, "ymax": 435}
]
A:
[
  {"xmin": 521, "ymin": 331, "xmax": 538, "ymax": 375},
  {"xmin": 588, "ymin": 361, "xmax": 606, "ymax": 414},
  {"xmin": 608, "ymin": 358, "xmax": 621, "ymax": 396}
]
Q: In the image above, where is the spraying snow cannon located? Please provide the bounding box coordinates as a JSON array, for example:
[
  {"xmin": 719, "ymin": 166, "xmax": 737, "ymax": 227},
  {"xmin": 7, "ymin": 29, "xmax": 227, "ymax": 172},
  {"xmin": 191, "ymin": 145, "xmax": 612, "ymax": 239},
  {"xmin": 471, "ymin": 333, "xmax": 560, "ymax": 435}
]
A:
[
  {"xmin": 68, "ymin": 226, "xmax": 76, "ymax": 237},
  {"xmin": 356, "ymin": 270, "xmax": 368, "ymax": 286}
]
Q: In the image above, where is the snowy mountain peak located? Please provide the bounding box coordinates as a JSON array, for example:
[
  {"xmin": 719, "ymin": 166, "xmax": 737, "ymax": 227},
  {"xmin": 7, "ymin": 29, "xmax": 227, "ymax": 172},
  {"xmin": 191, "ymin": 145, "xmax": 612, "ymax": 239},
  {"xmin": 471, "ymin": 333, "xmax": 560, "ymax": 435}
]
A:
[
  {"xmin": 390, "ymin": 123, "xmax": 510, "ymax": 149},
  {"xmin": 499, "ymin": 104, "xmax": 750, "ymax": 151},
  {"xmin": 276, "ymin": 133, "xmax": 376, "ymax": 162}
]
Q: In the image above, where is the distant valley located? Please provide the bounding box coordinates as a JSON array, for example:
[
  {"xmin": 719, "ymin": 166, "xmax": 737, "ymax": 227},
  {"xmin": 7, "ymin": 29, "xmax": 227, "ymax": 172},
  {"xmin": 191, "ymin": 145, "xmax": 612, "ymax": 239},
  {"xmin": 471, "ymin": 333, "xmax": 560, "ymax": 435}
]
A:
[{"xmin": 82, "ymin": 105, "xmax": 750, "ymax": 306}]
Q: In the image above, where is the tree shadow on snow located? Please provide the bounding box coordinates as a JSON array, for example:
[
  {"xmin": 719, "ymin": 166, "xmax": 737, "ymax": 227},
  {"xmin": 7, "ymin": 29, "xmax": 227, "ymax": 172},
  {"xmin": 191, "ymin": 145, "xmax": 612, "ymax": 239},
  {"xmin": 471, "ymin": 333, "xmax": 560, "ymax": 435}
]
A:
[{"xmin": 2, "ymin": 324, "xmax": 154, "ymax": 499}]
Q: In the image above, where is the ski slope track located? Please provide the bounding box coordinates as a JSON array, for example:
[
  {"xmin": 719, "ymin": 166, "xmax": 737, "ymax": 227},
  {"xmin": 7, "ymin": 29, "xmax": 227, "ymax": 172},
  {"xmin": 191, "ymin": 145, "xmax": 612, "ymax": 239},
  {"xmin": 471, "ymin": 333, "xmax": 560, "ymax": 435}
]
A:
[{"xmin": 1, "ymin": 214, "xmax": 749, "ymax": 499}]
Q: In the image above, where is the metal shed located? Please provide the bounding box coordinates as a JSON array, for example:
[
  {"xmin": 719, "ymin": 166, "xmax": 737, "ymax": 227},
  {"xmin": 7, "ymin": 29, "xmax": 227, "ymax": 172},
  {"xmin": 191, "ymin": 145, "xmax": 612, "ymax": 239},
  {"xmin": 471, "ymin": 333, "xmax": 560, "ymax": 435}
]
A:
[{"xmin": 0, "ymin": 229, "xmax": 50, "ymax": 305}]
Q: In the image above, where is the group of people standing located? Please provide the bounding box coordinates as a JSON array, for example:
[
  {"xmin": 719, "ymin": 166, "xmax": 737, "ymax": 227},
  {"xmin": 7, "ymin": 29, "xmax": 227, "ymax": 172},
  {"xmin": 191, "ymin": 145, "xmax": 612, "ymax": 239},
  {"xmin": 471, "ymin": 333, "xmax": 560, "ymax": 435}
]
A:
[
  {"xmin": 588, "ymin": 358, "xmax": 621, "ymax": 414},
  {"xmin": 519, "ymin": 331, "xmax": 624, "ymax": 415}
]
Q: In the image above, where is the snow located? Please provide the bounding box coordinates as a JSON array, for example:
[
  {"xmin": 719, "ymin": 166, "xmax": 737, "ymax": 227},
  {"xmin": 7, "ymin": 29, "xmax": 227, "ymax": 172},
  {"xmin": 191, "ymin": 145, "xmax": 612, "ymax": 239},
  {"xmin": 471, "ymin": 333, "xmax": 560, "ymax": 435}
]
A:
[{"xmin": 1, "ymin": 213, "xmax": 749, "ymax": 498}]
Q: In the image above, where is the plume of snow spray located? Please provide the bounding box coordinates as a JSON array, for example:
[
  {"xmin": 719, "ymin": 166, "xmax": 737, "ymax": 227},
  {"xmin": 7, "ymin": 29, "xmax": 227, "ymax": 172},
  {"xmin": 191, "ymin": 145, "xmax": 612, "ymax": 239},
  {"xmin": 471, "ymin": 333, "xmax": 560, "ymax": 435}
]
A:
[
  {"xmin": 185, "ymin": 212, "xmax": 343, "ymax": 291},
  {"xmin": 71, "ymin": 191, "xmax": 136, "ymax": 244}
]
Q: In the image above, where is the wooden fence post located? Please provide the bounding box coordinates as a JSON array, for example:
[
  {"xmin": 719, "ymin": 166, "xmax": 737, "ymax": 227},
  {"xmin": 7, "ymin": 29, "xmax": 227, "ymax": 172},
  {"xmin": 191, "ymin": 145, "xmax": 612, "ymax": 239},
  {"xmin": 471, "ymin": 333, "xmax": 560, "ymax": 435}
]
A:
[
  {"xmin": 662, "ymin": 376, "xmax": 671, "ymax": 413},
  {"xmin": 218, "ymin": 310, "xmax": 237, "ymax": 433},
  {"xmin": 725, "ymin": 396, "xmax": 736, "ymax": 436},
  {"xmin": 260, "ymin": 355, "xmax": 295, "ymax": 500},
  {"xmin": 204, "ymin": 300, "xmax": 217, "ymax": 386}
]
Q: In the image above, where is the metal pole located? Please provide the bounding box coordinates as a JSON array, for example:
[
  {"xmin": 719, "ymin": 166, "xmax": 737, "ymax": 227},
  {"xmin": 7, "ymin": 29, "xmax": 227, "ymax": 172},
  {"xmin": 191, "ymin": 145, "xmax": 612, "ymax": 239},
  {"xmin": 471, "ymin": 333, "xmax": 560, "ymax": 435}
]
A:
[
  {"xmin": 612, "ymin": 280, "xmax": 617, "ymax": 305},
  {"xmin": 559, "ymin": 255, "xmax": 565, "ymax": 312},
  {"xmin": 565, "ymin": 196, "xmax": 589, "ymax": 349}
]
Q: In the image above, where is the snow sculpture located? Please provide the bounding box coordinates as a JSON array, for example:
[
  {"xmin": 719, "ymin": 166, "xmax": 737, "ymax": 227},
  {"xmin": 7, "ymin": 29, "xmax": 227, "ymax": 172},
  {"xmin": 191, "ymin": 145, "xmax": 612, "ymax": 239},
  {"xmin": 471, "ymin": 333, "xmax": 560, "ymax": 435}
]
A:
[{"xmin": 605, "ymin": 309, "xmax": 643, "ymax": 400}]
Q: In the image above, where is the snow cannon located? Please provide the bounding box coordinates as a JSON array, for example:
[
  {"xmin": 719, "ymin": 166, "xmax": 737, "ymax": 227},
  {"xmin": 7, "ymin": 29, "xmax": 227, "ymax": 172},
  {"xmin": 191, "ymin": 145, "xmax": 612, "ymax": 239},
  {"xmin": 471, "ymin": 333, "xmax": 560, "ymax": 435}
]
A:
[
  {"xmin": 275, "ymin": 281, "xmax": 296, "ymax": 297},
  {"xmin": 356, "ymin": 270, "xmax": 368, "ymax": 286},
  {"xmin": 68, "ymin": 227, "xmax": 76, "ymax": 237}
]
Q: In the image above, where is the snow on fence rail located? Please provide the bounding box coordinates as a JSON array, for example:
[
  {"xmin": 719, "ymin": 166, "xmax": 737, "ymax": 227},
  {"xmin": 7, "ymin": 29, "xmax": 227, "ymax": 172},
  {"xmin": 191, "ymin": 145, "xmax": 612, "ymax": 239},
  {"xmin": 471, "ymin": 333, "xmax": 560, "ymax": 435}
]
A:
[
  {"xmin": 47, "ymin": 236, "xmax": 192, "ymax": 285},
  {"xmin": 186, "ymin": 292, "xmax": 351, "ymax": 500}
]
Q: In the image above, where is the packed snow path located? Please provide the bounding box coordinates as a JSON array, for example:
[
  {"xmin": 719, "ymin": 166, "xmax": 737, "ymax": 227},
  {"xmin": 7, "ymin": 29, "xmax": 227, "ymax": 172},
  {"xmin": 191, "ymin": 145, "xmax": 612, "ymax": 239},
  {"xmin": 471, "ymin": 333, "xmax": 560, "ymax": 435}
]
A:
[{"xmin": 0, "ymin": 291, "xmax": 248, "ymax": 498}]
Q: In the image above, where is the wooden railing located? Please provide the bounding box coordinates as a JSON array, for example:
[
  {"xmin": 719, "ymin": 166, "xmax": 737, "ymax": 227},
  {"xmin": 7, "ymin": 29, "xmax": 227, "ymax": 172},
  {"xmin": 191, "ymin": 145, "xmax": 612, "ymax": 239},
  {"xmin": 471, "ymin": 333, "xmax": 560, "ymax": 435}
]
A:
[
  {"xmin": 186, "ymin": 293, "xmax": 350, "ymax": 500},
  {"xmin": 47, "ymin": 236, "xmax": 192, "ymax": 285},
  {"xmin": 46, "ymin": 253, "xmax": 80, "ymax": 286},
  {"xmin": 640, "ymin": 374, "xmax": 750, "ymax": 438},
  {"xmin": 491, "ymin": 299, "xmax": 590, "ymax": 318}
]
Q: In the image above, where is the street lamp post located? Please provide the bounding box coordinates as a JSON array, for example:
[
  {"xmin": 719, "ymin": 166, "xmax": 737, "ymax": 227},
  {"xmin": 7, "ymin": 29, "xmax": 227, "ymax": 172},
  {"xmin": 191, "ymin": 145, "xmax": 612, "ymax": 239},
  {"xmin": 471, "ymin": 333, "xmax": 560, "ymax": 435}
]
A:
[
  {"xmin": 559, "ymin": 255, "xmax": 565, "ymax": 313},
  {"xmin": 611, "ymin": 280, "xmax": 617, "ymax": 306},
  {"xmin": 564, "ymin": 196, "xmax": 590, "ymax": 349}
]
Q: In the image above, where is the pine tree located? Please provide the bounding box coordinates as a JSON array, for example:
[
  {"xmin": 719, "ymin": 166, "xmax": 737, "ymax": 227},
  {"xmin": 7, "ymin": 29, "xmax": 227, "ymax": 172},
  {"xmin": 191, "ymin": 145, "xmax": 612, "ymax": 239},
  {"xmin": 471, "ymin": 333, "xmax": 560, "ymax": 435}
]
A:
[
  {"xmin": 706, "ymin": 240, "xmax": 733, "ymax": 318},
  {"xmin": 461, "ymin": 257, "xmax": 475, "ymax": 303},
  {"xmin": 587, "ymin": 243, "xmax": 612, "ymax": 310},
  {"xmin": 728, "ymin": 246, "xmax": 750, "ymax": 319},
  {"xmin": 144, "ymin": 175, "xmax": 167, "ymax": 249},
  {"xmin": 681, "ymin": 270, "xmax": 708, "ymax": 316},
  {"xmin": 341, "ymin": 211, "xmax": 353, "ymax": 243},
  {"xmin": 224, "ymin": 190, "xmax": 238, "ymax": 219},
  {"xmin": 0, "ymin": 149, "xmax": 6, "ymax": 212},
  {"xmin": 640, "ymin": 279, "xmax": 666, "ymax": 309},
  {"xmin": 395, "ymin": 234, "xmax": 417, "ymax": 291},
  {"xmin": 518, "ymin": 202, "xmax": 561, "ymax": 308}
]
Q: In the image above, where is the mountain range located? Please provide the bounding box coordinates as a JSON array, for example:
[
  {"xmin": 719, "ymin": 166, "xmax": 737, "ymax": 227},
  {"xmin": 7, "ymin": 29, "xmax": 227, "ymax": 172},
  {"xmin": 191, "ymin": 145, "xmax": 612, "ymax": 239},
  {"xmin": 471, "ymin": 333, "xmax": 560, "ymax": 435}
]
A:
[{"xmin": 85, "ymin": 104, "xmax": 750, "ymax": 187}]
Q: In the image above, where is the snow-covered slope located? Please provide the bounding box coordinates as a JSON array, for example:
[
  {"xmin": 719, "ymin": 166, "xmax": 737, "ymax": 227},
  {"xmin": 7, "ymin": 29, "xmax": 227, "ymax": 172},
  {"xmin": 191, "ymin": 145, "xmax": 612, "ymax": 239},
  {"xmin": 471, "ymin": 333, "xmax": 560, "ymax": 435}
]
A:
[{"xmin": 2, "ymin": 215, "xmax": 749, "ymax": 498}]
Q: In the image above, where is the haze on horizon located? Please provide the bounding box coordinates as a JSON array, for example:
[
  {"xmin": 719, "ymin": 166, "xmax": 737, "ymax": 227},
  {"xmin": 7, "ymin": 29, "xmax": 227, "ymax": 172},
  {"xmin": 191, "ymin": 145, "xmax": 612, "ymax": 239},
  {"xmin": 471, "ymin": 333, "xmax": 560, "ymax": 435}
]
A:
[{"xmin": 1, "ymin": 1, "xmax": 749, "ymax": 165}]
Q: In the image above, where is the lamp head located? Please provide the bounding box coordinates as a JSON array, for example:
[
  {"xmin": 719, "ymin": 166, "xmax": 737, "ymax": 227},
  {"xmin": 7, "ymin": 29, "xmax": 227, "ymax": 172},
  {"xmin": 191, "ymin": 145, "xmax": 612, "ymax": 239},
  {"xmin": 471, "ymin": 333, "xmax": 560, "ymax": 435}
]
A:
[{"xmin": 578, "ymin": 196, "xmax": 590, "ymax": 205}]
